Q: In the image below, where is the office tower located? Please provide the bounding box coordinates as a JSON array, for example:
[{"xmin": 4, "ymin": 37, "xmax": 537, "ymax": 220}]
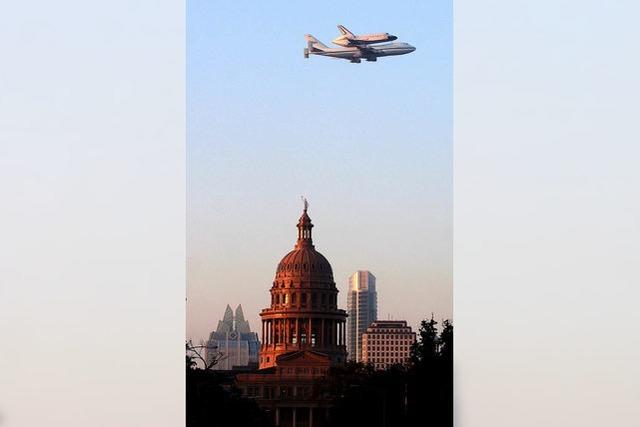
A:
[
  {"xmin": 361, "ymin": 320, "xmax": 416, "ymax": 370},
  {"xmin": 205, "ymin": 304, "xmax": 260, "ymax": 370},
  {"xmin": 347, "ymin": 270, "xmax": 377, "ymax": 361}
]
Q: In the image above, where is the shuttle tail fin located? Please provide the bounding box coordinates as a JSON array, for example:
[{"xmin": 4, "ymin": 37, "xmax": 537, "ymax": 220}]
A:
[
  {"xmin": 337, "ymin": 25, "xmax": 354, "ymax": 37},
  {"xmin": 305, "ymin": 34, "xmax": 329, "ymax": 51}
]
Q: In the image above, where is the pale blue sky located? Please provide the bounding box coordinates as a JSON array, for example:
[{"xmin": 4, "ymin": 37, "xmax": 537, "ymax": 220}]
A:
[{"xmin": 187, "ymin": 0, "xmax": 452, "ymax": 341}]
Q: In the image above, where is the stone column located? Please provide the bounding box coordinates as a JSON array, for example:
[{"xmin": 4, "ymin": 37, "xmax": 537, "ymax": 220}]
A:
[
  {"xmin": 285, "ymin": 318, "xmax": 289, "ymax": 345},
  {"xmin": 292, "ymin": 407, "xmax": 297, "ymax": 427},
  {"xmin": 343, "ymin": 321, "xmax": 346, "ymax": 346},
  {"xmin": 295, "ymin": 317, "xmax": 300, "ymax": 344},
  {"xmin": 270, "ymin": 320, "xmax": 274, "ymax": 346},
  {"xmin": 287, "ymin": 319, "xmax": 290, "ymax": 344},
  {"xmin": 329, "ymin": 320, "xmax": 334, "ymax": 346},
  {"xmin": 308, "ymin": 317, "xmax": 313, "ymax": 347},
  {"xmin": 275, "ymin": 407, "xmax": 280, "ymax": 427},
  {"xmin": 309, "ymin": 407, "xmax": 313, "ymax": 427},
  {"xmin": 321, "ymin": 318, "xmax": 325, "ymax": 346}
]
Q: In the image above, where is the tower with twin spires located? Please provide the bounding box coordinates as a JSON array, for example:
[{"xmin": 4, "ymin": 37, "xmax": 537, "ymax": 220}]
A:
[{"xmin": 205, "ymin": 303, "xmax": 259, "ymax": 370}]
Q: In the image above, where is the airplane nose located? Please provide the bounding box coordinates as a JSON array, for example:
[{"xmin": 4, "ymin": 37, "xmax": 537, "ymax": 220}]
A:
[{"xmin": 389, "ymin": 35, "xmax": 398, "ymax": 41}]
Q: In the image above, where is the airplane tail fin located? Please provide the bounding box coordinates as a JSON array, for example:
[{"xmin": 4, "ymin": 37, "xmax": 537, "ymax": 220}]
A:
[
  {"xmin": 337, "ymin": 25, "xmax": 354, "ymax": 37},
  {"xmin": 305, "ymin": 34, "xmax": 329, "ymax": 51}
]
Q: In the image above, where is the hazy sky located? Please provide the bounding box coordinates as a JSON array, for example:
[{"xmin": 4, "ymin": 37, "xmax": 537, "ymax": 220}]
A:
[{"xmin": 187, "ymin": 0, "xmax": 452, "ymax": 342}]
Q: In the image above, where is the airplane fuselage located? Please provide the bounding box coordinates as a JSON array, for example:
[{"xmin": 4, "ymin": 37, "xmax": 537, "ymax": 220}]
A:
[{"xmin": 307, "ymin": 42, "xmax": 415, "ymax": 63}]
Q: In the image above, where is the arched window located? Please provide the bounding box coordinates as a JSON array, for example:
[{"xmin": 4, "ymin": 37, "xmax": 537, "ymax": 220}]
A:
[{"xmin": 292, "ymin": 293, "xmax": 297, "ymax": 304}]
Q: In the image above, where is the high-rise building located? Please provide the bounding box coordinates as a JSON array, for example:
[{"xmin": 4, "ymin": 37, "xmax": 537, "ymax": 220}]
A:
[
  {"xmin": 361, "ymin": 320, "xmax": 416, "ymax": 370},
  {"xmin": 347, "ymin": 270, "xmax": 377, "ymax": 361},
  {"xmin": 205, "ymin": 304, "xmax": 260, "ymax": 370},
  {"xmin": 236, "ymin": 203, "xmax": 348, "ymax": 427}
]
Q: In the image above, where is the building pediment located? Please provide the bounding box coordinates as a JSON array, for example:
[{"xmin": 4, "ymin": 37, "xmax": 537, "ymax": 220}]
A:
[{"xmin": 275, "ymin": 350, "xmax": 331, "ymax": 367}]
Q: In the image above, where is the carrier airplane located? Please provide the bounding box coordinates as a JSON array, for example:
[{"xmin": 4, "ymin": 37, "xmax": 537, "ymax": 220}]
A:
[
  {"xmin": 304, "ymin": 34, "xmax": 415, "ymax": 63},
  {"xmin": 331, "ymin": 24, "xmax": 398, "ymax": 47}
]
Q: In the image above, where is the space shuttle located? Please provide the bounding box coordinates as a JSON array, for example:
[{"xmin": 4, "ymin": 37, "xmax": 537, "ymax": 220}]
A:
[{"xmin": 331, "ymin": 24, "xmax": 398, "ymax": 47}]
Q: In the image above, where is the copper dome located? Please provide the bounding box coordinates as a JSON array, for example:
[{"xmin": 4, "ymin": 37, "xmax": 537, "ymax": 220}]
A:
[
  {"xmin": 259, "ymin": 203, "xmax": 347, "ymax": 369},
  {"xmin": 275, "ymin": 247, "xmax": 333, "ymax": 280},
  {"xmin": 273, "ymin": 204, "xmax": 334, "ymax": 281}
]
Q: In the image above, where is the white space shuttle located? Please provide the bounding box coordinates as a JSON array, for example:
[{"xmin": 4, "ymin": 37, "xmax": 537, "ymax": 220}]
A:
[{"xmin": 331, "ymin": 24, "xmax": 398, "ymax": 47}]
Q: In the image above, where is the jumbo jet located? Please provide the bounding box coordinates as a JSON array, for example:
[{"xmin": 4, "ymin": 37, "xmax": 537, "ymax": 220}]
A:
[
  {"xmin": 304, "ymin": 34, "xmax": 415, "ymax": 63},
  {"xmin": 331, "ymin": 24, "xmax": 397, "ymax": 47}
]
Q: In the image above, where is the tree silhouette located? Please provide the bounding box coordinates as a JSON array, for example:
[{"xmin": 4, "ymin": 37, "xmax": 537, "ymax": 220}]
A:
[
  {"xmin": 406, "ymin": 317, "xmax": 453, "ymax": 427},
  {"xmin": 440, "ymin": 319, "xmax": 453, "ymax": 362},
  {"xmin": 185, "ymin": 339, "xmax": 227, "ymax": 371},
  {"xmin": 186, "ymin": 352, "xmax": 272, "ymax": 427},
  {"xmin": 411, "ymin": 314, "xmax": 440, "ymax": 365},
  {"xmin": 320, "ymin": 317, "xmax": 453, "ymax": 427}
]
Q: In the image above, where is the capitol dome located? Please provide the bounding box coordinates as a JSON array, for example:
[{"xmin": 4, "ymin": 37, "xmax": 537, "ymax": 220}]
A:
[
  {"xmin": 276, "ymin": 248, "xmax": 333, "ymax": 280},
  {"xmin": 275, "ymin": 209, "xmax": 334, "ymax": 281},
  {"xmin": 259, "ymin": 202, "xmax": 347, "ymax": 369},
  {"xmin": 271, "ymin": 205, "xmax": 336, "ymax": 291}
]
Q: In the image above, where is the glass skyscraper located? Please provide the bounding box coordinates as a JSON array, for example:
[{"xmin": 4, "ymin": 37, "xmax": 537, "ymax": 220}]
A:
[
  {"xmin": 205, "ymin": 304, "xmax": 260, "ymax": 370},
  {"xmin": 347, "ymin": 270, "xmax": 377, "ymax": 362}
]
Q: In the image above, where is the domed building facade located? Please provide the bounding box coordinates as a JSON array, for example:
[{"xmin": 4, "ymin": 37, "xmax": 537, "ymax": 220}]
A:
[
  {"xmin": 236, "ymin": 203, "xmax": 348, "ymax": 427},
  {"xmin": 259, "ymin": 204, "xmax": 348, "ymax": 368}
]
